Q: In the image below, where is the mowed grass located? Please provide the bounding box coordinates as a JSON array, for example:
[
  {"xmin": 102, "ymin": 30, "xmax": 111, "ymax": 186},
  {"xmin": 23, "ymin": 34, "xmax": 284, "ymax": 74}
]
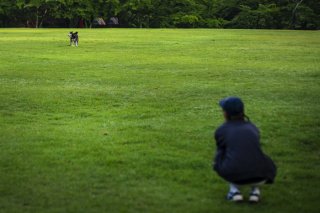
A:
[{"xmin": 0, "ymin": 28, "xmax": 319, "ymax": 213}]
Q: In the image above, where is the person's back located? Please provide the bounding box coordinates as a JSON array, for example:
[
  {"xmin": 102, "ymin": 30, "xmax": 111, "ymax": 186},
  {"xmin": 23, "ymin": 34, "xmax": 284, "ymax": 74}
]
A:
[
  {"xmin": 215, "ymin": 121, "xmax": 275, "ymax": 185},
  {"xmin": 213, "ymin": 97, "xmax": 276, "ymax": 203}
]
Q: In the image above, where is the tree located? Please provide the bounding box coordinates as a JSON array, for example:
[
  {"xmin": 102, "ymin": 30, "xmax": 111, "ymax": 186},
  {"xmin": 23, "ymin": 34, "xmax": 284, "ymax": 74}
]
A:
[
  {"xmin": 229, "ymin": 3, "xmax": 280, "ymax": 29},
  {"xmin": 0, "ymin": 0, "xmax": 19, "ymax": 27},
  {"xmin": 291, "ymin": 0, "xmax": 304, "ymax": 28},
  {"xmin": 0, "ymin": 0, "xmax": 319, "ymax": 29},
  {"xmin": 17, "ymin": 0, "xmax": 59, "ymax": 28},
  {"xmin": 121, "ymin": 0, "xmax": 153, "ymax": 28}
]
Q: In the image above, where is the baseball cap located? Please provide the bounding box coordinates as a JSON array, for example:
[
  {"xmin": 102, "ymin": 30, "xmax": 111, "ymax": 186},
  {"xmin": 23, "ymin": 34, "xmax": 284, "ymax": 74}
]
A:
[{"xmin": 219, "ymin": 97, "xmax": 244, "ymax": 116}]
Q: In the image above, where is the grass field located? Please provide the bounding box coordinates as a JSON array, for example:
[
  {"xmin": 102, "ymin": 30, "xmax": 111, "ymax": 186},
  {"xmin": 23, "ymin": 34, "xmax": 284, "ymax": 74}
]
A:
[{"xmin": 0, "ymin": 29, "xmax": 319, "ymax": 213}]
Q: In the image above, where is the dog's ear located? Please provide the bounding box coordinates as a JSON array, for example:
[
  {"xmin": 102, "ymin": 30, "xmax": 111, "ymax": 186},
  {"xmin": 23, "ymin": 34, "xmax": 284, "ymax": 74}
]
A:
[{"xmin": 75, "ymin": 32, "xmax": 78, "ymax": 34}]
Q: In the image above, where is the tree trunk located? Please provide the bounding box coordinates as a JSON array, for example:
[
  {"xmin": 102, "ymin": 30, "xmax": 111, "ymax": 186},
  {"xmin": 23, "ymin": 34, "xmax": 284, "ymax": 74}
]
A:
[
  {"xmin": 35, "ymin": 8, "xmax": 39, "ymax": 28},
  {"xmin": 291, "ymin": 0, "xmax": 304, "ymax": 29},
  {"xmin": 39, "ymin": 9, "xmax": 48, "ymax": 28},
  {"xmin": 138, "ymin": 16, "xmax": 142, "ymax": 28}
]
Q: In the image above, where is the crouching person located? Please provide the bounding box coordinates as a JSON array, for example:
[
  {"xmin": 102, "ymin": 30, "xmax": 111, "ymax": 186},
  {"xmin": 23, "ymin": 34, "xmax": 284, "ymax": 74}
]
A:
[{"xmin": 213, "ymin": 97, "xmax": 276, "ymax": 203}]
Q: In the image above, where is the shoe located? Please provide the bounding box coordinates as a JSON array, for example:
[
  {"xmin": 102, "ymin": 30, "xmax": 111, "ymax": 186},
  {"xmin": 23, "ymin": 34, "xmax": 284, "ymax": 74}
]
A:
[
  {"xmin": 226, "ymin": 191, "xmax": 244, "ymax": 202},
  {"xmin": 249, "ymin": 193, "xmax": 260, "ymax": 203}
]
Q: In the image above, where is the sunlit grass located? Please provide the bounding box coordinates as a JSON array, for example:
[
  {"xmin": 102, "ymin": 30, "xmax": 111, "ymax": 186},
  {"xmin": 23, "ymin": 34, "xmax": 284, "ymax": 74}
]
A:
[{"xmin": 0, "ymin": 29, "xmax": 319, "ymax": 213}]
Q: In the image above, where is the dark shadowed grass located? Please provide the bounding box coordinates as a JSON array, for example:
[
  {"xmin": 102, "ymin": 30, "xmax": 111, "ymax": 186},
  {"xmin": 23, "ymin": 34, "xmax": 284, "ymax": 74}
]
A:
[{"xmin": 0, "ymin": 29, "xmax": 319, "ymax": 213}]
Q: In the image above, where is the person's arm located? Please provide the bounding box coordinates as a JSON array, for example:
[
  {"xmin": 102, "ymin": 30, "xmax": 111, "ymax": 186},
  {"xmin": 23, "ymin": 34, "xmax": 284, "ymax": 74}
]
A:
[
  {"xmin": 250, "ymin": 123, "xmax": 261, "ymax": 146},
  {"xmin": 213, "ymin": 127, "xmax": 226, "ymax": 170}
]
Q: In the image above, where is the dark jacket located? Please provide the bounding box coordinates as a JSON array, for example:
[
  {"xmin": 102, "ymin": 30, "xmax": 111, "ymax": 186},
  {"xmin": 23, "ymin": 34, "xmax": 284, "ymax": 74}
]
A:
[{"xmin": 213, "ymin": 120, "xmax": 276, "ymax": 184}]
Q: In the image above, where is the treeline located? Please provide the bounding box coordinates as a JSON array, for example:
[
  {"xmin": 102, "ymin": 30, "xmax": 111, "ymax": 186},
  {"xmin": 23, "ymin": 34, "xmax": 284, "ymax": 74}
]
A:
[{"xmin": 0, "ymin": 0, "xmax": 319, "ymax": 29}]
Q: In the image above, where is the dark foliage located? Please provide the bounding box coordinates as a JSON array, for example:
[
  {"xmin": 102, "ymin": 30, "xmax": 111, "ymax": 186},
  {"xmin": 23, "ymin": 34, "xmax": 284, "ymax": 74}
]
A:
[{"xmin": 0, "ymin": 0, "xmax": 319, "ymax": 29}]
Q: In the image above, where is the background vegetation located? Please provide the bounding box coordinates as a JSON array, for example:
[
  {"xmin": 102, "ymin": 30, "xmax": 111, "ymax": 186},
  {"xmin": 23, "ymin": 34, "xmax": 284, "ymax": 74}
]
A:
[
  {"xmin": 0, "ymin": 28, "xmax": 319, "ymax": 212},
  {"xmin": 0, "ymin": 0, "xmax": 320, "ymax": 29}
]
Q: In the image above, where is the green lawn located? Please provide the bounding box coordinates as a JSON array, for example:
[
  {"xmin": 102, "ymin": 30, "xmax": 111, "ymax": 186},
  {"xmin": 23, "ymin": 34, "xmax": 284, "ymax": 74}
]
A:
[{"xmin": 0, "ymin": 29, "xmax": 319, "ymax": 213}]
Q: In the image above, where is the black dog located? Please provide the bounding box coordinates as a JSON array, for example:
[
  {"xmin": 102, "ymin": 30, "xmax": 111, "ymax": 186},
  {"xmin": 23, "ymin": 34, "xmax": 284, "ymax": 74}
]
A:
[{"xmin": 68, "ymin": 32, "xmax": 79, "ymax": 47}]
